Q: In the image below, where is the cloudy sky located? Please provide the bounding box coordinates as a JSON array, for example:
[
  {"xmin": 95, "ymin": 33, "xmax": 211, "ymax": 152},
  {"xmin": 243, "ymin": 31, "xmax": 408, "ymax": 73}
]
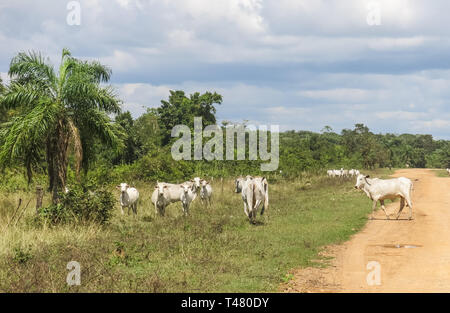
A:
[{"xmin": 1, "ymin": 0, "xmax": 450, "ymax": 137}]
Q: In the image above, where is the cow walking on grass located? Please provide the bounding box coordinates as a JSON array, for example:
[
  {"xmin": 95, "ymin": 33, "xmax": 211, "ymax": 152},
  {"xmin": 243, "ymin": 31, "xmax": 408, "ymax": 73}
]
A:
[
  {"xmin": 117, "ymin": 183, "xmax": 139, "ymax": 215},
  {"xmin": 354, "ymin": 174, "xmax": 414, "ymax": 220},
  {"xmin": 152, "ymin": 181, "xmax": 196, "ymax": 216},
  {"xmin": 235, "ymin": 176, "xmax": 269, "ymax": 224},
  {"xmin": 180, "ymin": 182, "xmax": 197, "ymax": 215},
  {"xmin": 199, "ymin": 179, "xmax": 213, "ymax": 207}
]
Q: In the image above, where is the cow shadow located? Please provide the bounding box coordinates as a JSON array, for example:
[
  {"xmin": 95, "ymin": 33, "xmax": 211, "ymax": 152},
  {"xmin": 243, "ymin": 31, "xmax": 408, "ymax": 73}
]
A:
[
  {"xmin": 251, "ymin": 220, "xmax": 266, "ymax": 226},
  {"xmin": 370, "ymin": 217, "xmax": 413, "ymax": 221}
]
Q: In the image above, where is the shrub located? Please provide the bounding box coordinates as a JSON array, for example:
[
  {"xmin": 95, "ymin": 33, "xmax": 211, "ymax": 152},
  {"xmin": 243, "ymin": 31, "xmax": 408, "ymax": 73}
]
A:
[
  {"xmin": 12, "ymin": 246, "xmax": 33, "ymax": 265},
  {"xmin": 36, "ymin": 186, "xmax": 115, "ymax": 225}
]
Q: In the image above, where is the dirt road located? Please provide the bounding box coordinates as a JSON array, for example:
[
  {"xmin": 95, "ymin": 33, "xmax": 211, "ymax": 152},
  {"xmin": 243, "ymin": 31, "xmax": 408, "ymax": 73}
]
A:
[{"xmin": 283, "ymin": 169, "xmax": 450, "ymax": 293}]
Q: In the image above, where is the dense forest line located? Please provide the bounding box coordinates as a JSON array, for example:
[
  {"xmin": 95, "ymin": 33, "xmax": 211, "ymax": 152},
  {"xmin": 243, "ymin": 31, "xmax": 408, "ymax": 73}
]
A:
[{"xmin": 1, "ymin": 51, "xmax": 449, "ymax": 194}]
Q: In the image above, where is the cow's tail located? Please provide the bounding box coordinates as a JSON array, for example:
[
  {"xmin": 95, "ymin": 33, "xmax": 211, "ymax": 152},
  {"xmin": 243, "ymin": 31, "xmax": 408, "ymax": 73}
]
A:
[{"xmin": 261, "ymin": 178, "xmax": 269, "ymax": 216}]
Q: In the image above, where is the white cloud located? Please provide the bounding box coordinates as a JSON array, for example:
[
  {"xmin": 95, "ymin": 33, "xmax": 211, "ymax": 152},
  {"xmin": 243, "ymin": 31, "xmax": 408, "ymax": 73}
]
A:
[{"xmin": 2, "ymin": 1, "xmax": 450, "ymax": 138}]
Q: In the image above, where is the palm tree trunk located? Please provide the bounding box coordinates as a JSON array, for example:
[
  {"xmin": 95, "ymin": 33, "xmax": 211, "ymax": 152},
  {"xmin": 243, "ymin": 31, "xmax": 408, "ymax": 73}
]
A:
[
  {"xmin": 46, "ymin": 138, "xmax": 55, "ymax": 192},
  {"xmin": 51, "ymin": 119, "xmax": 70, "ymax": 204}
]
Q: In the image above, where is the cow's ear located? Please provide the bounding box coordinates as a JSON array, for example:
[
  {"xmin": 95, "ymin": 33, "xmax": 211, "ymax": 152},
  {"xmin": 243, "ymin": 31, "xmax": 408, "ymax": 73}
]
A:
[
  {"xmin": 365, "ymin": 175, "xmax": 370, "ymax": 178},
  {"xmin": 116, "ymin": 185, "xmax": 120, "ymax": 189}
]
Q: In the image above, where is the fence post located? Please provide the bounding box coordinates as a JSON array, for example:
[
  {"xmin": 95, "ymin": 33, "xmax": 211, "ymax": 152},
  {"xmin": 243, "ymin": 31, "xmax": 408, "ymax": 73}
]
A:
[
  {"xmin": 36, "ymin": 186, "xmax": 43, "ymax": 213},
  {"xmin": 221, "ymin": 177, "xmax": 224, "ymax": 194}
]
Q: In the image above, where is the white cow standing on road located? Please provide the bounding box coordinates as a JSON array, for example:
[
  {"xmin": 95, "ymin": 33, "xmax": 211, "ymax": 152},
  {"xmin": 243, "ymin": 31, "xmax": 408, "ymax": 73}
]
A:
[
  {"xmin": 354, "ymin": 174, "xmax": 414, "ymax": 220},
  {"xmin": 117, "ymin": 183, "xmax": 139, "ymax": 215}
]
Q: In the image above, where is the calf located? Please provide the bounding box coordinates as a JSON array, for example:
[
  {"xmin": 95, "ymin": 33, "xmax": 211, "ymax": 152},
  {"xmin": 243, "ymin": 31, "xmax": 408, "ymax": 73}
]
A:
[
  {"xmin": 180, "ymin": 183, "xmax": 197, "ymax": 215},
  {"xmin": 354, "ymin": 174, "xmax": 413, "ymax": 220},
  {"xmin": 199, "ymin": 179, "xmax": 213, "ymax": 207},
  {"xmin": 116, "ymin": 183, "xmax": 139, "ymax": 215}
]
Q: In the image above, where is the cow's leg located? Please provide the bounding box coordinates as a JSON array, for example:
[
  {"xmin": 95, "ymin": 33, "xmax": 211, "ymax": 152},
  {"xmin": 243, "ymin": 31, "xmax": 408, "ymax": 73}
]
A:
[
  {"xmin": 406, "ymin": 197, "xmax": 413, "ymax": 220},
  {"xmin": 370, "ymin": 200, "xmax": 377, "ymax": 219},
  {"xmin": 396, "ymin": 197, "xmax": 405, "ymax": 219},
  {"xmin": 121, "ymin": 206, "xmax": 124, "ymax": 215},
  {"xmin": 249, "ymin": 209, "xmax": 255, "ymax": 224},
  {"xmin": 380, "ymin": 200, "xmax": 390, "ymax": 219},
  {"xmin": 254, "ymin": 199, "xmax": 261, "ymax": 216},
  {"xmin": 243, "ymin": 200, "xmax": 249, "ymax": 217}
]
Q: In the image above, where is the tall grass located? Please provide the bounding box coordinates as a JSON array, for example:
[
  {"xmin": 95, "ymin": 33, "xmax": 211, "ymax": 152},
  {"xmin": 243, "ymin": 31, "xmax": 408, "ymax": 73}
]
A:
[{"xmin": 0, "ymin": 170, "xmax": 390, "ymax": 292}]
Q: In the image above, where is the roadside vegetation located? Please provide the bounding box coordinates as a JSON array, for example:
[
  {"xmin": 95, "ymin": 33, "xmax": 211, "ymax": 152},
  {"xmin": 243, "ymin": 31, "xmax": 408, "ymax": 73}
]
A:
[
  {"xmin": 0, "ymin": 171, "xmax": 391, "ymax": 292},
  {"xmin": 433, "ymin": 169, "xmax": 450, "ymax": 178}
]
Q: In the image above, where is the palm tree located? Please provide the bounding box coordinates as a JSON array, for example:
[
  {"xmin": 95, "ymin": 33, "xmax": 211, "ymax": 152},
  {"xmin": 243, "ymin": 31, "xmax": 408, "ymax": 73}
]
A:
[{"xmin": 0, "ymin": 49, "xmax": 123, "ymax": 203}]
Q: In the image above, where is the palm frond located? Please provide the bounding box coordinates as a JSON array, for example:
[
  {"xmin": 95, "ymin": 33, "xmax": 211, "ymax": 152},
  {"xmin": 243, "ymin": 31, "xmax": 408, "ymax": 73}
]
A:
[
  {"xmin": 0, "ymin": 100, "xmax": 58, "ymax": 167},
  {"xmin": 77, "ymin": 108, "xmax": 124, "ymax": 151},
  {"xmin": 0, "ymin": 82, "xmax": 52, "ymax": 110},
  {"xmin": 9, "ymin": 51, "xmax": 56, "ymax": 89},
  {"xmin": 62, "ymin": 76, "xmax": 121, "ymax": 114}
]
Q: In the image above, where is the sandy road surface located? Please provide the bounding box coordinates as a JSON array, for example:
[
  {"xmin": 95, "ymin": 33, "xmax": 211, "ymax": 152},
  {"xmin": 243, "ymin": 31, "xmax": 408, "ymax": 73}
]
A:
[{"xmin": 283, "ymin": 169, "xmax": 450, "ymax": 293}]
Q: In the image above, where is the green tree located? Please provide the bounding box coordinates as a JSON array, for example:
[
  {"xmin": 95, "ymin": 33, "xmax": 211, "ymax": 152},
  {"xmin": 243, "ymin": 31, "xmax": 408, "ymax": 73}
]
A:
[
  {"xmin": 0, "ymin": 49, "xmax": 122, "ymax": 203},
  {"xmin": 157, "ymin": 90, "xmax": 222, "ymax": 144},
  {"xmin": 113, "ymin": 111, "xmax": 140, "ymax": 164}
]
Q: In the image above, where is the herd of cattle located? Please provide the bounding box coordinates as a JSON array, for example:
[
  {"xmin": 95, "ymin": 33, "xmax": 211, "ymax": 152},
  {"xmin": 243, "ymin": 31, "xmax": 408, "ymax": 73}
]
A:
[
  {"xmin": 115, "ymin": 167, "xmax": 416, "ymax": 223},
  {"xmin": 116, "ymin": 176, "xmax": 269, "ymax": 224},
  {"xmin": 327, "ymin": 168, "xmax": 361, "ymax": 178}
]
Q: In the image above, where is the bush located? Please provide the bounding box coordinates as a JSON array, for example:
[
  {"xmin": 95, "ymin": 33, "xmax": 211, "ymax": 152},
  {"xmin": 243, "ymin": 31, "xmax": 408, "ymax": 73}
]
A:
[{"xmin": 36, "ymin": 186, "xmax": 115, "ymax": 225}]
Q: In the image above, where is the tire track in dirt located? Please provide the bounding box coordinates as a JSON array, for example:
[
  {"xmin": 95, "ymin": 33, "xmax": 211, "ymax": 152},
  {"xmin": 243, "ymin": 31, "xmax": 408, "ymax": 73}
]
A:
[{"xmin": 282, "ymin": 169, "xmax": 450, "ymax": 293}]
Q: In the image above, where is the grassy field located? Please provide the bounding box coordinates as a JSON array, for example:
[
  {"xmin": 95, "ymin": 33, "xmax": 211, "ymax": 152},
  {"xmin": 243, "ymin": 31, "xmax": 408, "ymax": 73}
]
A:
[
  {"xmin": 0, "ymin": 169, "xmax": 392, "ymax": 292},
  {"xmin": 433, "ymin": 169, "xmax": 450, "ymax": 178}
]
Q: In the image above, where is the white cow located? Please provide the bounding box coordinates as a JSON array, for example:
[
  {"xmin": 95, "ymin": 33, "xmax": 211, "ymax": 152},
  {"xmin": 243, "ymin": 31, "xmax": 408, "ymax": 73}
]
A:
[
  {"xmin": 199, "ymin": 179, "xmax": 213, "ymax": 207},
  {"xmin": 235, "ymin": 176, "xmax": 269, "ymax": 223},
  {"xmin": 180, "ymin": 183, "xmax": 197, "ymax": 215},
  {"xmin": 446, "ymin": 168, "xmax": 450, "ymax": 176},
  {"xmin": 333, "ymin": 169, "xmax": 342, "ymax": 177},
  {"xmin": 151, "ymin": 182, "xmax": 184, "ymax": 216},
  {"xmin": 116, "ymin": 183, "xmax": 139, "ymax": 215},
  {"xmin": 342, "ymin": 169, "xmax": 349, "ymax": 177},
  {"xmin": 354, "ymin": 174, "xmax": 413, "ymax": 220},
  {"xmin": 192, "ymin": 177, "xmax": 202, "ymax": 190}
]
